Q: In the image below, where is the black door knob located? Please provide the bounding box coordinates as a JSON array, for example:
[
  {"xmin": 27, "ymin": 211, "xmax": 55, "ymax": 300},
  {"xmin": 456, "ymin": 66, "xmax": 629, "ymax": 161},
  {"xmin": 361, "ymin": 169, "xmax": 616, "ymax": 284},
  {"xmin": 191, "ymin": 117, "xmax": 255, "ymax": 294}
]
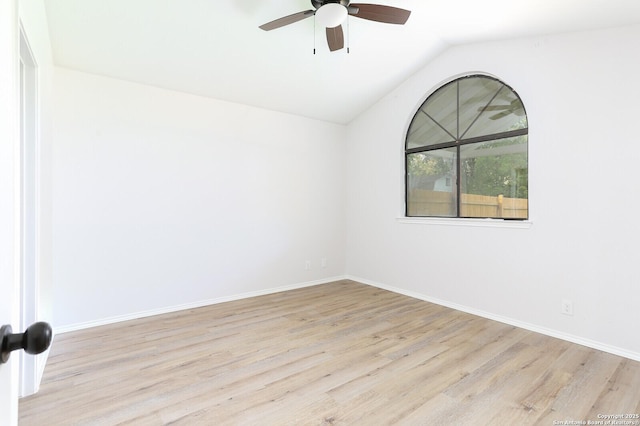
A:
[{"xmin": 0, "ymin": 321, "xmax": 53, "ymax": 364}]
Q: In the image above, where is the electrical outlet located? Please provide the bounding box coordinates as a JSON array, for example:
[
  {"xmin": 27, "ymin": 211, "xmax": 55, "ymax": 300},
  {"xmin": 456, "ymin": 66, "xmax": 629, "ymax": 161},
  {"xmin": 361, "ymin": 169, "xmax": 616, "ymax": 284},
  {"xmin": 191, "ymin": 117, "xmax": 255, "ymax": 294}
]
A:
[
  {"xmin": 561, "ymin": 299, "xmax": 573, "ymax": 316},
  {"xmin": 305, "ymin": 260, "xmax": 311, "ymax": 270},
  {"xmin": 321, "ymin": 258, "xmax": 327, "ymax": 268}
]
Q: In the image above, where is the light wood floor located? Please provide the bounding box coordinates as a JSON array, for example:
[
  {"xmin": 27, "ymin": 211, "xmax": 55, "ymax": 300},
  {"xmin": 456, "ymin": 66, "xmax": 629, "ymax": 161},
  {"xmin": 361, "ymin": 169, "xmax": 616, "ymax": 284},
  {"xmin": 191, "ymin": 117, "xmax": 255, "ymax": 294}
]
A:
[{"xmin": 19, "ymin": 280, "xmax": 640, "ymax": 425}]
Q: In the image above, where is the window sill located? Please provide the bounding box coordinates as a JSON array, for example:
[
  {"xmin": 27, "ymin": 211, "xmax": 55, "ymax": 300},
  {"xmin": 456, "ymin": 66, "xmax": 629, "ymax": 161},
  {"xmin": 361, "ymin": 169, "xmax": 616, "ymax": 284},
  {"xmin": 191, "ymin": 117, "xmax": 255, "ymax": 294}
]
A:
[{"xmin": 396, "ymin": 217, "xmax": 533, "ymax": 229}]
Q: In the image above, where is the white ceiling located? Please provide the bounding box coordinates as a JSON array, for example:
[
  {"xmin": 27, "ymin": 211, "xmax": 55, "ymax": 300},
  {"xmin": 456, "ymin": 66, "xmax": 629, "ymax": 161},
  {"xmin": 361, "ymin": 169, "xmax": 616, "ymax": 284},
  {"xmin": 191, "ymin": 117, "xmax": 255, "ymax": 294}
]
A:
[{"xmin": 44, "ymin": 0, "xmax": 640, "ymax": 124}]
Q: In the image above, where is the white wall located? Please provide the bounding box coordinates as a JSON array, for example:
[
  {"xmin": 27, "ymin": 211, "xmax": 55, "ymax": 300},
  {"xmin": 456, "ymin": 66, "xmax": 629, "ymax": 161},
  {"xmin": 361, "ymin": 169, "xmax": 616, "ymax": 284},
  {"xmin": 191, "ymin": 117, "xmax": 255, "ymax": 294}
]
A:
[
  {"xmin": 52, "ymin": 68, "xmax": 346, "ymax": 329},
  {"xmin": 346, "ymin": 24, "xmax": 640, "ymax": 359}
]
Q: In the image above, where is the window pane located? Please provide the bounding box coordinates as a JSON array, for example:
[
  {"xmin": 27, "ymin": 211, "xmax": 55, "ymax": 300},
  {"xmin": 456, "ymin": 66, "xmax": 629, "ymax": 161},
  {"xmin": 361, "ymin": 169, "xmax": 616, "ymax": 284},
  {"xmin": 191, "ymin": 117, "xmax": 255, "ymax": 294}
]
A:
[
  {"xmin": 463, "ymin": 92, "xmax": 527, "ymax": 139},
  {"xmin": 459, "ymin": 136, "xmax": 528, "ymax": 219},
  {"xmin": 418, "ymin": 82, "xmax": 458, "ymax": 141},
  {"xmin": 406, "ymin": 111, "xmax": 456, "ymax": 149},
  {"xmin": 458, "ymin": 76, "xmax": 504, "ymax": 139},
  {"xmin": 407, "ymin": 148, "xmax": 457, "ymax": 217}
]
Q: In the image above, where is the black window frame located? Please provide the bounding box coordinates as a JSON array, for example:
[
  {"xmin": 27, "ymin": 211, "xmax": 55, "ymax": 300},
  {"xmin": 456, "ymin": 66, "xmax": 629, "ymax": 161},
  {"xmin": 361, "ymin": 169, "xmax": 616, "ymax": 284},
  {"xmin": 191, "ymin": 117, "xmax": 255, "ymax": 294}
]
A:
[{"xmin": 405, "ymin": 74, "xmax": 529, "ymax": 219}]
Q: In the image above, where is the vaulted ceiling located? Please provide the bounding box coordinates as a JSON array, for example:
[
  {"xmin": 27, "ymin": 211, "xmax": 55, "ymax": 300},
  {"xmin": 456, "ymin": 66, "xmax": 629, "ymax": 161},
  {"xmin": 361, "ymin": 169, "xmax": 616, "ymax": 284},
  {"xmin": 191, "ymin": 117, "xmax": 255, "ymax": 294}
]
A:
[{"xmin": 44, "ymin": 0, "xmax": 640, "ymax": 124}]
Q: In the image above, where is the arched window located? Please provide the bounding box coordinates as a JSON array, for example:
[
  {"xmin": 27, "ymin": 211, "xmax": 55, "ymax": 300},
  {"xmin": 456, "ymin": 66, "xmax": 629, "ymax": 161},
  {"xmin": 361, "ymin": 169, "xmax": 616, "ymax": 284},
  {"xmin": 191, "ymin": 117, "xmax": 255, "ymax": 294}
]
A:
[{"xmin": 405, "ymin": 75, "xmax": 528, "ymax": 219}]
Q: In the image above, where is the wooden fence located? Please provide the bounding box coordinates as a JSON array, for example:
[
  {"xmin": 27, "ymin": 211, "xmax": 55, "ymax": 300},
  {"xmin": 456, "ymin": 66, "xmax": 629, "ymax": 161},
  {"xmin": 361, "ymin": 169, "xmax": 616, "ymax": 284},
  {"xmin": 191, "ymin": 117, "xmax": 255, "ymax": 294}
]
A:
[{"xmin": 408, "ymin": 189, "xmax": 528, "ymax": 219}]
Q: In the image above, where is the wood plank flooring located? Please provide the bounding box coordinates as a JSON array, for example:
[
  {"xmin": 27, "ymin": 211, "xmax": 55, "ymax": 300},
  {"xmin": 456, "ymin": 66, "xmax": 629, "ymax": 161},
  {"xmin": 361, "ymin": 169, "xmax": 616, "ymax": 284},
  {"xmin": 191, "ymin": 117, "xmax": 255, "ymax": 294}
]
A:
[{"xmin": 19, "ymin": 280, "xmax": 640, "ymax": 425}]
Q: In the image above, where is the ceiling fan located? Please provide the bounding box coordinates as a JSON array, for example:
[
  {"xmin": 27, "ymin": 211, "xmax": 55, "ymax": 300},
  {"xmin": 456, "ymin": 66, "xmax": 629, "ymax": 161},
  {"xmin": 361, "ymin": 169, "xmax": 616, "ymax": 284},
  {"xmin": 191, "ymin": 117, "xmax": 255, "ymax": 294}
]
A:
[
  {"xmin": 479, "ymin": 99, "xmax": 525, "ymax": 120},
  {"xmin": 259, "ymin": 0, "xmax": 411, "ymax": 52}
]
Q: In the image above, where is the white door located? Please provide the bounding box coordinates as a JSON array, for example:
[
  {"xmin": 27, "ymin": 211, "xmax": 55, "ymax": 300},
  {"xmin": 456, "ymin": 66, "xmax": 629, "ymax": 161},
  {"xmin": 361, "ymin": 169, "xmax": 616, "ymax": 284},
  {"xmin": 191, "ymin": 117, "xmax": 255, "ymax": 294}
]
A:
[{"xmin": 0, "ymin": 0, "xmax": 21, "ymax": 424}]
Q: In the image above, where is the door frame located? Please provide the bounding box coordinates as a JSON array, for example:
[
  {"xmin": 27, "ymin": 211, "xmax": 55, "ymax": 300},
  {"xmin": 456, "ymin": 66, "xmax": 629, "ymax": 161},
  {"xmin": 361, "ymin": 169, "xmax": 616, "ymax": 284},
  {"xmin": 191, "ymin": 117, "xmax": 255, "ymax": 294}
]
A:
[
  {"xmin": 19, "ymin": 22, "xmax": 40, "ymax": 397},
  {"xmin": 0, "ymin": 0, "xmax": 22, "ymax": 424}
]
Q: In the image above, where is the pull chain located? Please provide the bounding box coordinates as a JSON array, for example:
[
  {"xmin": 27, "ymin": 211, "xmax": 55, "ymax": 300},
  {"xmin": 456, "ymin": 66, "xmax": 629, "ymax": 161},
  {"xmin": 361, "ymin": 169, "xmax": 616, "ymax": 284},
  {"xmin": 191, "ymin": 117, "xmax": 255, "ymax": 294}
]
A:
[{"xmin": 347, "ymin": 15, "xmax": 350, "ymax": 54}]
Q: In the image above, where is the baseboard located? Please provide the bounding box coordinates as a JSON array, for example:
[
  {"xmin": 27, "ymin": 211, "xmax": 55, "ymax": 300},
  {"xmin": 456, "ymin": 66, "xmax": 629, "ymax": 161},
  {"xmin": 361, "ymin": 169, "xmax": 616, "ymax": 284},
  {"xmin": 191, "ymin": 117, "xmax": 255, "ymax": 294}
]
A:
[
  {"xmin": 56, "ymin": 275, "xmax": 349, "ymax": 334},
  {"xmin": 55, "ymin": 274, "xmax": 640, "ymax": 362},
  {"xmin": 347, "ymin": 275, "xmax": 640, "ymax": 363}
]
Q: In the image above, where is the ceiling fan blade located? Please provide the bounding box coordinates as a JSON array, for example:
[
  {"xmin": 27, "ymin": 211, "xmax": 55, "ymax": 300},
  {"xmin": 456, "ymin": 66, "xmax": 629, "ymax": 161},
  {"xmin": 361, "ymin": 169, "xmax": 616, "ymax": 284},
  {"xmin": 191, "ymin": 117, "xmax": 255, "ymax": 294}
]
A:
[
  {"xmin": 348, "ymin": 3, "xmax": 411, "ymax": 25},
  {"xmin": 481, "ymin": 105, "xmax": 511, "ymax": 111},
  {"xmin": 259, "ymin": 10, "xmax": 314, "ymax": 31},
  {"xmin": 326, "ymin": 25, "xmax": 344, "ymax": 52},
  {"xmin": 490, "ymin": 111, "xmax": 511, "ymax": 120}
]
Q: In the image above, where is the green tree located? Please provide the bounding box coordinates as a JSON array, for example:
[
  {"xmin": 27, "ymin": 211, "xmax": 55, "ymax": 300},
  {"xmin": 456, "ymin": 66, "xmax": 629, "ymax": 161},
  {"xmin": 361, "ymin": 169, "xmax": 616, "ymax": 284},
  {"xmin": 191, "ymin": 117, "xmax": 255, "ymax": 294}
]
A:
[{"xmin": 462, "ymin": 137, "xmax": 527, "ymax": 198}]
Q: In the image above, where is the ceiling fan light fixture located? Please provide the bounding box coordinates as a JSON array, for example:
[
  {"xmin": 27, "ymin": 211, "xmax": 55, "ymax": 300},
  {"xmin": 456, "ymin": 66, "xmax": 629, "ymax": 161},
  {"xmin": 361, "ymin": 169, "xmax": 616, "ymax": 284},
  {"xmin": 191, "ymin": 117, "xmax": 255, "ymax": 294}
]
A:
[{"xmin": 315, "ymin": 4, "xmax": 348, "ymax": 28}]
